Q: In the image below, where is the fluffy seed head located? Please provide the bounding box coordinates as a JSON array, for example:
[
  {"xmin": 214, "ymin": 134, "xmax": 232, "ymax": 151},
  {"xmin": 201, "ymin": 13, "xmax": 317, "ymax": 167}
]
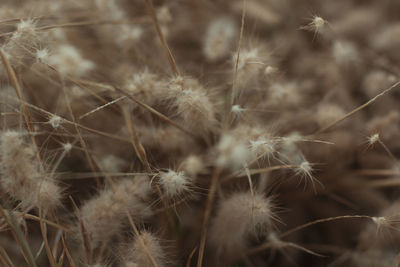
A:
[
  {"xmin": 217, "ymin": 134, "xmax": 251, "ymax": 170},
  {"xmin": 203, "ymin": 17, "xmax": 237, "ymax": 61},
  {"xmin": 181, "ymin": 155, "xmax": 203, "ymax": 177},
  {"xmin": 295, "ymin": 161, "xmax": 313, "ymax": 179},
  {"xmin": 313, "ymin": 16, "xmax": 326, "ymax": 28},
  {"xmin": 309, "ymin": 16, "xmax": 326, "ymax": 33},
  {"xmin": 80, "ymin": 175, "xmax": 153, "ymax": 248},
  {"xmin": 301, "ymin": 15, "xmax": 327, "ymax": 39},
  {"xmin": 249, "ymin": 136, "xmax": 276, "ymax": 159},
  {"xmin": 0, "ymin": 131, "xmax": 61, "ymax": 212},
  {"xmin": 315, "ymin": 103, "xmax": 345, "ymax": 127},
  {"xmin": 116, "ymin": 25, "xmax": 143, "ymax": 46},
  {"xmin": 47, "ymin": 44, "xmax": 95, "ymax": 77},
  {"xmin": 2, "ymin": 19, "xmax": 41, "ymax": 69},
  {"xmin": 122, "ymin": 231, "xmax": 166, "ymax": 267},
  {"xmin": 268, "ymin": 82, "xmax": 302, "ymax": 107},
  {"xmin": 294, "ymin": 160, "xmax": 320, "ymax": 190},
  {"xmin": 12, "ymin": 19, "xmax": 38, "ymax": 43},
  {"xmin": 167, "ymin": 77, "xmax": 217, "ymax": 133},
  {"xmin": 158, "ymin": 170, "xmax": 191, "ymax": 197},
  {"xmin": 279, "ymin": 132, "xmax": 304, "ymax": 162},
  {"xmin": 209, "ymin": 192, "xmax": 274, "ymax": 259},
  {"xmin": 37, "ymin": 180, "xmax": 62, "ymax": 211},
  {"xmin": 234, "ymin": 48, "xmax": 262, "ymax": 85},
  {"xmin": 17, "ymin": 19, "xmax": 36, "ymax": 33},
  {"xmin": 99, "ymin": 155, "xmax": 126, "ymax": 172},
  {"xmin": 332, "ymin": 40, "xmax": 359, "ymax": 65},
  {"xmin": 125, "ymin": 70, "xmax": 165, "ymax": 106}
]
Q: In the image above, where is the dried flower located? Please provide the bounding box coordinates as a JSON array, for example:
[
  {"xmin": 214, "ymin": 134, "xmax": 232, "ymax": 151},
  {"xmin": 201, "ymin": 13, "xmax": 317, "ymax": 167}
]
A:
[
  {"xmin": 209, "ymin": 192, "xmax": 275, "ymax": 259},
  {"xmin": 158, "ymin": 169, "xmax": 192, "ymax": 197},
  {"xmin": 80, "ymin": 176, "xmax": 152, "ymax": 248}
]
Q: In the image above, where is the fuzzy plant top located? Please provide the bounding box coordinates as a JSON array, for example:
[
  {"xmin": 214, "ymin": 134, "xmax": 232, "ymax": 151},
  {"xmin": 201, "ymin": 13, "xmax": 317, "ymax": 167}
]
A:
[{"xmin": 0, "ymin": 0, "xmax": 400, "ymax": 267}]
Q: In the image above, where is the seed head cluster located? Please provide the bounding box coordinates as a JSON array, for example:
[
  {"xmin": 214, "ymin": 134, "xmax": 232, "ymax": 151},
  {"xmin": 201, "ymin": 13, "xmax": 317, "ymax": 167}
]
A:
[{"xmin": 0, "ymin": 1, "xmax": 399, "ymax": 267}]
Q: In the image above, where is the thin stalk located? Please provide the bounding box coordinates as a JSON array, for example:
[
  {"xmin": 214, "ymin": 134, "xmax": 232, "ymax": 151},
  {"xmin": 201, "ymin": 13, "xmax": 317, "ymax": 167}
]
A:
[
  {"xmin": 0, "ymin": 205, "xmax": 37, "ymax": 267},
  {"xmin": 197, "ymin": 167, "xmax": 222, "ymax": 267},
  {"xmin": 38, "ymin": 207, "xmax": 56, "ymax": 267},
  {"xmin": 145, "ymin": 0, "xmax": 180, "ymax": 76},
  {"xmin": 0, "ymin": 247, "xmax": 14, "ymax": 267},
  {"xmin": 315, "ymin": 80, "xmax": 400, "ymax": 134}
]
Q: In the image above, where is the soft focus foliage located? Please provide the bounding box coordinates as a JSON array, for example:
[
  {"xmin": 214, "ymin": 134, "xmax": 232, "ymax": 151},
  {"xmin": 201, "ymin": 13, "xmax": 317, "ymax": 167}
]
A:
[{"xmin": 0, "ymin": 0, "xmax": 400, "ymax": 266}]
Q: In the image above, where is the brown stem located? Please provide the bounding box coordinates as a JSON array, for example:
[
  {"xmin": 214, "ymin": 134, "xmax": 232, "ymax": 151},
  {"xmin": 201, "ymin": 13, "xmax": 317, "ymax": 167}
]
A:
[
  {"xmin": 197, "ymin": 167, "xmax": 222, "ymax": 267},
  {"xmin": 145, "ymin": 0, "xmax": 180, "ymax": 77}
]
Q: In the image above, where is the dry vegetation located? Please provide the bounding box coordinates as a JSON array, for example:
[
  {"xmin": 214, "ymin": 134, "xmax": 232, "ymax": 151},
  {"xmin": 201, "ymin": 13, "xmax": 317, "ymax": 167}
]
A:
[{"xmin": 1, "ymin": 0, "xmax": 400, "ymax": 266}]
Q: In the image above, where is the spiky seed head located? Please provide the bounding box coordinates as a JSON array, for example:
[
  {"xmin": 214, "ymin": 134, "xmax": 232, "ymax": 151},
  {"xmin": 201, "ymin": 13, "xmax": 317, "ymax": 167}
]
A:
[
  {"xmin": 80, "ymin": 176, "xmax": 153, "ymax": 248},
  {"xmin": 250, "ymin": 137, "xmax": 276, "ymax": 158},
  {"xmin": 49, "ymin": 115, "xmax": 62, "ymax": 129},
  {"xmin": 167, "ymin": 77, "xmax": 217, "ymax": 133},
  {"xmin": 296, "ymin": 161, "xmax": 313, "ymax": 179},
  {"xmin": 302, "ymin": 15, "xmax": 327, "ymax": 35},
  {"xmin": 124, "ymin": 231, "xmax": 166, "ymax": 267},
  {"xmin": 159, "ymin": 170, "xmax": 191, "ymax": 197},
  {"xmin": 313, "ymin": 16, "xmax": 326, "ymax": 30},
  {"xmin": 209, "ymin": 192, "xmax": 275, "ymax": 258},
  {"xmin": 12, "ymin": 19, "xmax": 37, "ymax": 41}
]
